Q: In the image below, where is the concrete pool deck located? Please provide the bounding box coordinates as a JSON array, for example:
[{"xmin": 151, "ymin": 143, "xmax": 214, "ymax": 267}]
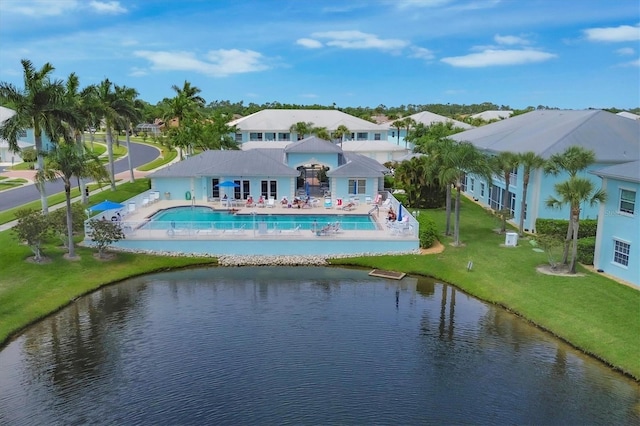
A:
[{"xmin": 90, "ymin": 194, "xmax": 420, "ymax": 256}]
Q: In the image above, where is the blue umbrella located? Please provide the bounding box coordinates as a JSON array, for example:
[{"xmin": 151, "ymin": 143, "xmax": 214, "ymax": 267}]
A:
[
  {"xmin": 305, "ymin": 181, "xmax": 310, "ymax": 197},
  {"xmin": 88, "ymin": 200, "xmax": 125, "ymax": 212},
  {"xmin": 216, "ymin": 181, "xmax": 240, "ymax": 187},
  {"xmin": 397, "ymin": 203, "xmax": 403, "ymax": 222}
]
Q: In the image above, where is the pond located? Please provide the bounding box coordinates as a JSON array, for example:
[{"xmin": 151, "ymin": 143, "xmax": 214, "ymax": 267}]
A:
[{"xmin": 0, "ymin": 267, "xmax": 638, "ymax": 425}]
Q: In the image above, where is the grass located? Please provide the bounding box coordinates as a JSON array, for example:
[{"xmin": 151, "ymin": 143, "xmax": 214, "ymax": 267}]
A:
[
  {"xmin": 0, "ymin": 178, "xmax": 27, "ymax": 191},
  {"xmin": 330, "ymin": 197, "xmax": 640, "ymax": 380}
]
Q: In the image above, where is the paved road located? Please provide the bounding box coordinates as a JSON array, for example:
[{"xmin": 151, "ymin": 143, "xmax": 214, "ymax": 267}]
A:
[{"xmin": 0, "ymin": 141, "xmax": 160, "ymax": 212}]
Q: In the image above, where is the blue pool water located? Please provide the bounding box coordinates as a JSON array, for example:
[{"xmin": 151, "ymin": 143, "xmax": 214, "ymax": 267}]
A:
[{"xmin": 144, "ymin": 206, "xmax": 377, "ymax": 231}]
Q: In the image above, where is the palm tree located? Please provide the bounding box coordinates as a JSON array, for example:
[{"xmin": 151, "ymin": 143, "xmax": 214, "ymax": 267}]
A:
[
  {"xmin": 546, "ymin": 176, "xmax": 606, "ymax": 273},
  {"xmin": 86, "ymin": 78, "xmax": 137, "ymax": 190},
  {"xmin": 115, "ymin": 85, "xmax": 142, "ymax": 183},
  {"xmin": 517, "ymin": 152, "xmax": 546, "ymax": 236},
  {"xmin": 439, "ymin": 141, "xmax": 493, "ymax": 246},
  {"xmin": 0, "ymin": 59, "xmax": 74, "ymax": 212},
  {"xmin": 544, "ymin": 146, "xmax": 597, "ymax": 263},
  {"xmin": 312, "ymin": 126, "xmax": 331, "ymax": 141},
  {"xmin": 391, "ymin": 118, "xmax": 404, "ymax": 145},
  {"xmin": 491, "ymin": 151, "xmax": 520, "ymax": 233},
  {"xmin": 402, "ymin": 117, "xmax": 417, "ymax": 149},
  {"xmin": 333, "ymin": 124, "xmax": 350, "ymax": 147},
  {"xmin": 289, "ymin": 121, "xmax": 314, "ymax": 140},
  {"xmin": 36, "ymin": 141, "xmax": 108, "ymax": 258}
]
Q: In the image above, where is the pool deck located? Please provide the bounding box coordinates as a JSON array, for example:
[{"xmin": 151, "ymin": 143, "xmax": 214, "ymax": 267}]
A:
[{"xmin": 92, "ymin": 196, "xmax": 420, "ymax": 256}]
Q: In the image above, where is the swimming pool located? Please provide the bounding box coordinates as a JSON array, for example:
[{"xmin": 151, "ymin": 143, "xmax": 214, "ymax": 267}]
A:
[{"xmin": 143, "ymin": 206, "xmax": 378, "ymax": 231}]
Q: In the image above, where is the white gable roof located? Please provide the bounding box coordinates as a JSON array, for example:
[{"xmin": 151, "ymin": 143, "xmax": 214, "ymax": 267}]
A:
[
  {"xmin": 228, "ymin": 109, "xmax": 385, "ymax": 132},
  {"xmin": 617, "ymin": 111, "xmax": 640, "ymax": 120}
]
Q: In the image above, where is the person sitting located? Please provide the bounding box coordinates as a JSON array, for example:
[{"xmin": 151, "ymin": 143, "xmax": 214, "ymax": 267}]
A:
[
  {"xmin": 281, "ymin": 196, "xmax": 288, "ymax": 206},
  {"xmin": 246, "ymin": 196, "xmax": 254, "ymax": 207},
  {"xmin": 257, "ymin": 196, "xmax": 265, "ymax": 207},
  {"xmin": 387, "ymin": 208, "xmax": 397, "ymax": 222}
]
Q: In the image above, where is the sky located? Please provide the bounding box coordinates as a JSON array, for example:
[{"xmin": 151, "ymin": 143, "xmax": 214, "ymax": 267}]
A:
[{"xmin": 0, "ymin": 0, "xmax": 639, "ymax": 111}]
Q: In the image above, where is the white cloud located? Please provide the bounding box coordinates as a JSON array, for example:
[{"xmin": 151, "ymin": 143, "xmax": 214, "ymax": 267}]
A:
[
  {"xmin": 310, "ymin": 31, "xmax": 408, "ymax": 51},
  {"xmin": 441, "ymin": 49, "xmax": 556, "ymax": 67},
  {"xmin": 584, "ymin": 24, "xmax": 640, "ymax": 42},
  {"xmin": 616, "ymin": 47, "xmax": 635, "ymax": 56},
  {"xmin": 410, "ymin": 46, "xmax": 435, "ymax": 60},
  {"xmin": 89, "ymin": 1, "xmax": 127, "ymax": 14},
  {"xmin": 128, "ymin": 67, "xmax": 147, "ymax": 77},
  {"xmin": 494, "ymin": 34, "xmax": 530, "ymax": 46},
  {"xmin": 1, "ymin": 0, "xmax": 79, "ymax": 16},
  {"xmin": 620, "ymin": 58, "xmax": 640, "ymax": 67},
  {"xmin": 133, "ymin": 49, "xmax": 270, "ymax": 77},
  {"xmin": 296, "ymin": 38, "xmax": 323, "ymax": 49}
]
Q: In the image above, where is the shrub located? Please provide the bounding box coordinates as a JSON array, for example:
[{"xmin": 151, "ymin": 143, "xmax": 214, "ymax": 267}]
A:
[
  {"xmin": 577, "ymin": 236, "xmax": 596, "ymax": 265},
  {"xmin": 417, "ymin": 214, "xmax": 438, "ymax": 249},
  {"xmin": 535, "ymin": 218, "xmax": 597, "ymax": 239},
  {"xmin": 394, "ymin": 193, "xmax": 408, "ymax": 206},
  {"xmin": 20, "ymin": 147, "xmax": 37, "ymax": 163}
]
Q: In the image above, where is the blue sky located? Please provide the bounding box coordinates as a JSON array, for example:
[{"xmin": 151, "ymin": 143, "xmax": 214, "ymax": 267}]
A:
[{"xmin": 0, "ymin": 0, "xmax": 638, "ymax": 110}]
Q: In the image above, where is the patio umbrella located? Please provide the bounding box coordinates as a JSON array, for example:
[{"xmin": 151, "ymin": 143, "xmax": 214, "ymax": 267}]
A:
[
  {"xmin": 397, "ymin": 203, "xmax": 403, "ymax": 222},
  {"xmin": 88, "ymin": 200, "xmax": 125, "ymax": 212},
  {"xmin": 215, "ymin": 181, "xmax": 240, "ymax": 187}
]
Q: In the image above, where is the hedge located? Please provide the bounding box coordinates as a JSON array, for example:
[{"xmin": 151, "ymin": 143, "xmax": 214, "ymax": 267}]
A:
[
  {"xmin": 417, "ymin": 214, "xmax": 438, "ymax": 249},
  {"xmin": 536, "ymin": 218, "xmax": 597, "ymax": 239},
  {"xmin": 577, "ymin": 236, "xmax": 596, "ymax": 265}
]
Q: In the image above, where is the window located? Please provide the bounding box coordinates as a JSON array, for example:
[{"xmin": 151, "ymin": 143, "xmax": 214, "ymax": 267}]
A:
[
  {"xmin": 620, "ymin": 189, "xmax": 636, "ymax": 215},
  {"xmin": 374, "ymin": 133, "xmax": 381, "ymax": 140},
  {"xmin": 613, "ymin": 240, "xmax": 630, "ymax": 266},
  {"xmin": 357, "ymin": 132, "xmax": 367, "ymax": 140},
  {"xmin": 18, "ymin": 130, "xmax": 27, "ymax": 138},
  {"xmin": 235, "ymin": 133, "xmax": 242, "ymax": 142},
  {"xmin": 470, "ymin": 178, "xmax": 475, "ymax": 192},
  {"xmin": 480, "ymin": 183, "xmax": 485, "ymax": 197},
  {"xmin": 278, "ymin": 133, "xmax": 290, "ymax": 141},
  {"xmin": 265, "ymin": 132, "xmax": 276, "ymax": 141},
  {"xmin": 261, "ymin": 180, "xmax": 278, "ymax": 199},
  {"xmin": 212, "ymin": 178, "xmax": 220, "ymax": 198},
  {"xmin": 348, "ymin": 179, "xmax": 366, "ymax": 195},
  {"xmin": 249, "ymin": 132, "xmax": 263, "ymax": 141}
]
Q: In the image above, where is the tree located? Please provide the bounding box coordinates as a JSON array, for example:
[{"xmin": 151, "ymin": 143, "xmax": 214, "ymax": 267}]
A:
[
  {"xmin": 391, "ymin": 119, "xmax": 404, "ymax": 144},
  {"xmin": 0, "ymin": 59, "xmax": 75, "ymax": 213},
  {"xmin": 115, "ymin": 85, "xmax": 143, "ymax": 182},
  {"xmin": 312, "ymin": 126, "xmax": 331, "ymax": 141},
  {"xmin": 402, "ymin": 117, "xmax": 417, "ymax": 148},
  {"xmin": 36, "ymin": 141, "xmax": 108, "ymax": 258},
  {"xmin": 393, "ymin": 156, "xmax": 446, "ymax": 209},
  {"xmin": 544, "ymin": 146, "xmax": 597, "ymax": 264},
  {"xmin": 438, "ymin": 141, "xmax": 493, "ymax": 246},
  {"xmin": 517, "ymin": 152, "xmax": 546, "ymax": 236},
  {"xmin": 332, "ymin": 124, "xmax": 350, "ymax": 147},
  {"xmin": 12, "ymin": 208, "xmax": 50, "ymax": 262},
  {"xmin": 490, "ymin": 151, "xmax": 520, "ymax": 233},
  {"xmin": 88, "ymin": 219, "xmax": 125, "ymax": 259},
  {"xmin": 49, "ymin": 203, "xmax": 87, "ymax": 248},
  {"xmin": 289, "ymin": 121, "xmax": 314, "ymax": 140},
  {"xmin": 546, "ymin": 176, "xmax": 606, "ymax": 273}
]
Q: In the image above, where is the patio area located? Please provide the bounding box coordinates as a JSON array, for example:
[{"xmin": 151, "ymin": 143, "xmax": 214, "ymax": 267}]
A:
[{"xmin": 85, "ymin": 191, "xmax": 420, "ymax": 256}]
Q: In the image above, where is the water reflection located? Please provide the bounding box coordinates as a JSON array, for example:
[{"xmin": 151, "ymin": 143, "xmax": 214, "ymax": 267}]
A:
[{"xmin": 0, "ymin": 267, "xmax": 638, "ymax": 425}]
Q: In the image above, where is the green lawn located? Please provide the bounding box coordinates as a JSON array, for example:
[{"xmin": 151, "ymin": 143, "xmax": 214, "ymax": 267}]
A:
[{"xmin": 331, "ymin": 197, "xmax": 640, "ymax": 380}]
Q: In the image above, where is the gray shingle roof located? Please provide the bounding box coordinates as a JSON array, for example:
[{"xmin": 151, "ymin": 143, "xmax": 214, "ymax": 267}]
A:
[
  {"xmin": 450, "ymin": 109, "xmax": 640, "ymax": 162},
  {"xmin": 327, "ymin": 153, "xmax": 388, "ymax": 178},
  {"xmin": 148, "ymin": 149, "xmax": 299, "ymax": 178},
  {"xmin": 592, "ymin": 160, "xmax": 640, "ymax": 183}
]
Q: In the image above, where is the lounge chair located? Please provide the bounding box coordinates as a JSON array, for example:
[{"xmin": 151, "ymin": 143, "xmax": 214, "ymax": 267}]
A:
[
  {"xmin": 324, "ymin": 198, "xmax": 332, "ymax": 208},
  {"xmin": 266, "ymin": 198, "xmax": 276, "ymax": 208},
  {"xmin": 341, "ymin": 202, "xmax": 356, "ymax": 211},
  {"xmin": 380, "ymin": 198, "xmax": 391, "ymax": 211},
  {"xmin": 280, "ymin": 225, "xmax": 301, "ymax": 235}
]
